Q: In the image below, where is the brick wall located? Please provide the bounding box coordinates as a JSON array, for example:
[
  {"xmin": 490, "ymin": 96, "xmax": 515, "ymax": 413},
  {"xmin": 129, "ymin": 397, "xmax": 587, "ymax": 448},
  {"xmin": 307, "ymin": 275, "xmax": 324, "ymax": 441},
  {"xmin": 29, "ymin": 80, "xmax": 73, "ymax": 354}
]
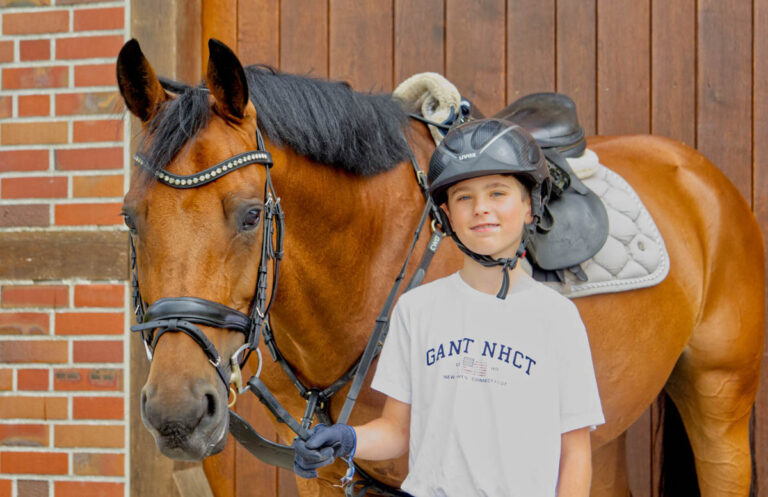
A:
[{"xmin": 0, "ymin": 1, "xmax": 128, "ymax": 497}]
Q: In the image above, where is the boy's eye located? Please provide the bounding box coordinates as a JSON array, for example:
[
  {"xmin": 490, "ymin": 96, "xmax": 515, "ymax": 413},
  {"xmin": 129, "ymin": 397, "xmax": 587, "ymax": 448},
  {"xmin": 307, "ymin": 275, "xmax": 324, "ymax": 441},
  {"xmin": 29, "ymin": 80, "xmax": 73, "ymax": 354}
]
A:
[{"xmin": 491, "ymin": 191, "xmax": 506, "ymax": 197}]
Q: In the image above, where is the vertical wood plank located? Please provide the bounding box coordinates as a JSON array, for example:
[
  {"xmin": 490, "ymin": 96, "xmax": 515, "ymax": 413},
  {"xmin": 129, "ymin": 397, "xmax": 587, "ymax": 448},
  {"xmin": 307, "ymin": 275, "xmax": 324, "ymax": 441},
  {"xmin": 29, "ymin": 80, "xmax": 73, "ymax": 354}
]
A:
[
  {"xmin": 754, "ymin": 0, "xmax": 768, "ymax": 493},
  {"xmin": 696, "ymin": 0, "xmax": 753, "ymax": 200},
  {"xmin": 626, "ymin": 407, "xmax": 652, "ymax": 497},
  {"xmin": 556, "ymin": 0, "xmax": 596, "ymax": 136},
  {"xmin": 202, "ymin": 0, "xmax": 238, "ymax": 71},
  {"xmin": 596, "ymin": 0, "xmax": 650, "ymax": 135},
  {"xmin": 238, "ymin": 0, "xmax": 280, "ymax": 66},
  {"xmin": 651, "ymin": 0, "xmax": 695, "ymax": 146},
  {"xmin": 329, "ymin": 0, "xmax": 394, "ymax": 91},
  {"xmin": 445, "ymin": 0, "xmax": 505, "ymax": 116},
  {"xmin": 280, "ymin": 0, "xmax": 329, "ymax": 76},
  {"xmin": 394, "ymin": 0, "xmax": 445, "ymax": 84},
  {"xmin": 506, "ymin": 0, "xmax": 555, "ymax": 102}
]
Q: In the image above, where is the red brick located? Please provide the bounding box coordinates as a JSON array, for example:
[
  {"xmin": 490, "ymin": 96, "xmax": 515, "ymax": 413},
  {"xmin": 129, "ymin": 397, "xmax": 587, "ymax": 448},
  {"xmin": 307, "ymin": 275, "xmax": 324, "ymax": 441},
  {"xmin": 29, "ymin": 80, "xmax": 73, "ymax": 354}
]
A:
[
  {"xmin": 0, "ymin": 313, "xmax": 49, "ymax": 335},
  {"xmin": 0, "ymin": 451, "xmax": 67, "ymax": 474},
  {"xmin": 0, "ymin": 205, "xmax": 49, "ymax": 227},
  {"xmin": 73, "ymin": 453, "xmax": 124, "ymax": 476},
  {"xmin": 0, "ymin": 41, "xmax": 13, "ymax": 63},
  {"xmin": 73, "ymin": 340, "xmax": 122, "ymax": 363},
  {"xmin": 55, "ymin": 312, "xmax": 123, "ymax": 335},
  {"xmin": 55, "ymin": 147, "xmax": 122, "ymax": 171},
  {"xmin": 3, "ymin": 11, "xmax": 68, "ymax": 35},
  {"xmin": 1, "ymin": 122, "xmax": 68, "ymax": 145},
  {"xmin": 18, "ymin": 95, "xmax": 50, "ymax": 117},
  {"xmin": 72, "ymin": 175, "xmax": 123, "ymax": 198},
  {"xmin": 0, "ymin": 424, "xmax": 48, "ymax": 446},
  {"xmin": 56, "ymin": 92, "xmax": 122, "ymax": 116},
  {"xmin": 0, "ymin": 480, "xmax": 9, "ymax": 497},
  {"xmin": 73, "ymin": 119, "xmax": 123, "ymax": 143},
  {"xmin": 2, "ymin": 285, "xmax": 68, "ymax": 308},
  {"xmin": 74, "ymin": 64, "xmax": 116, "ymax": 87},
  {"xmin": 54, "ymin": 424, "xmax": 123, "ymax": 448},
  {"xmin": 0, "ymin": 341, "xmax": 67, "ymax": 363},
  {"xmin": 74, "ymin": 7, "xmax": 123, "ymax": 31},
  {"xmin": 53, "ymin": 368, "xmax": 122, "ymax": 391},
  {"xmin": 0, "ymin": 396, "xmax": 67, "ymax": 419},
  {"xmin": 17, "ymin": 369, "xmax": 48, "ymax": 391},
  {"xmin": 2, "ymin": 66, "xmax": 67, "ymax": 89},
  {"xmin": 73, "ymin": 397, "xmax": 122, "ymax": 420},
  {"xmin": 55, "ymin": 482, "xmax": 123, "ymax": 497},
  {"xmin": 19, "ymin": 39, "xmax": 50, "ymax": 61},
  {"xmin": 0, "ymin": 150, "xmax": 48, "ymax": 172},
  {"xmin": 55, "ymin": 203, "xmax": 122, "ymax": 226},
  {"xmin": 17, "ymin": 480, "xmax": 48, "ymax": 497},
  {"xmin": 74, "ymin": 284, "xmax": 123, "ymax": 307},
  {"xmin": 0, "ymin": 96, "xmax": 9, "ymax": 119},
  {"xmin": 0, "ymin": 370, "xmax": 11, "ymax": 391},
  {"xmin": 1, "ymin": 177, "xmax": 67, "ymax": 199},
  {"xmin": 56, "ymin": 35, "xmax": 123, "ymax": 60}
]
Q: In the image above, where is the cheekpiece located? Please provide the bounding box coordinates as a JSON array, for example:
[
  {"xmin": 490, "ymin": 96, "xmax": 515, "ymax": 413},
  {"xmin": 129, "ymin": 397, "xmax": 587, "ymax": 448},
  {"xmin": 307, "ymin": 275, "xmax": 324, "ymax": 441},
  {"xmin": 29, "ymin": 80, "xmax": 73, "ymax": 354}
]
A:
[{"xmin": 133, "ymin": 150, "xmax": 273, "ymax": 189}]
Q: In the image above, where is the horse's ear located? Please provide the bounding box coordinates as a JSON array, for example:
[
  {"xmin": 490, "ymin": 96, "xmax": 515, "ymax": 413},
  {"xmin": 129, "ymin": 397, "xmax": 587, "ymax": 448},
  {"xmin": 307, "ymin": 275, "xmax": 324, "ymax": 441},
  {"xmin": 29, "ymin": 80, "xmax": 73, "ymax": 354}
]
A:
[
  {"xmin": 206, "ymin": 39, "xmax": 249, "ymax": 120},
  {"xmin": 116, "ymin": 39, "xmax": 167, "ymax": 122}
]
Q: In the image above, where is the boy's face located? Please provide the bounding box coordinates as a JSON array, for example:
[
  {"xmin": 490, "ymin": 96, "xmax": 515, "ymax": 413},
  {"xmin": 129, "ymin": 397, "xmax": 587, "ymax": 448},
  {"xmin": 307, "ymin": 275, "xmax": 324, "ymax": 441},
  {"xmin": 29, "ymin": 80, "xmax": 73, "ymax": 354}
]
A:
[{"xmin": 444, "ymin": 174, "xmax": 533, "ymax": 260}]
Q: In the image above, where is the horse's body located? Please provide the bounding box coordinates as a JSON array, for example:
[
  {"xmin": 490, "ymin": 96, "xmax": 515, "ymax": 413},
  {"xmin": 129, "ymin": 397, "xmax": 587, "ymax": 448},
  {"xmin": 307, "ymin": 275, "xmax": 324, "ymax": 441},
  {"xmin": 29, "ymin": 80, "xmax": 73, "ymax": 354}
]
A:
[{"xmin": 118, "ymin": 40, "xmax": 764, "ymax": 497}]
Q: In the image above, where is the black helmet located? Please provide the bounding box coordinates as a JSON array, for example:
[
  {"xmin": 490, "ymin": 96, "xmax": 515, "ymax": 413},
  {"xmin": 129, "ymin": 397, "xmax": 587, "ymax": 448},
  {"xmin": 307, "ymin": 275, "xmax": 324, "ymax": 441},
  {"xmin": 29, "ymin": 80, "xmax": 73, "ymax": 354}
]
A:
[{"xmin": 427, "ymin": 118, "xmax": 551, "ymax": 299}]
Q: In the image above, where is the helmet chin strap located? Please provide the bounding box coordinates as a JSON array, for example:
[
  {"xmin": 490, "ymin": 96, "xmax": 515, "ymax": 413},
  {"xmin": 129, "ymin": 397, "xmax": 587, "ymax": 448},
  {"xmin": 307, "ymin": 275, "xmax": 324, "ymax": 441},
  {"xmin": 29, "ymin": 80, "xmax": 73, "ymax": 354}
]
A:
[{"xmin": 446, "ymin": 221, "xmax": 537, "ymax": 299}]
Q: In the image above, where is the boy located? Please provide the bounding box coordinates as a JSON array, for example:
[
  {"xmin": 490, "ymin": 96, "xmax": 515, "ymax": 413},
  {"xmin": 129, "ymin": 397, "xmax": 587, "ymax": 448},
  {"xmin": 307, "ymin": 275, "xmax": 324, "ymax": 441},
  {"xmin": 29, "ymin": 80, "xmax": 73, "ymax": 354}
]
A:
[{"xmin": 294, "ymin": 119, "xmax": 605, "ymax": 496}]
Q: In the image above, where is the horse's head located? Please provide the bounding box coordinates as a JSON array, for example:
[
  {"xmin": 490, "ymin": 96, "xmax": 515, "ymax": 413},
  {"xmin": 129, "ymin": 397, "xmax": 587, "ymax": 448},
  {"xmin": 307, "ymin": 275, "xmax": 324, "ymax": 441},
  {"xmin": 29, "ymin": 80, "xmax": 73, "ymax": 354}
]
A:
[{"xmin": 117, "ymin": 39, "xmax": 271, "ymax": 460}]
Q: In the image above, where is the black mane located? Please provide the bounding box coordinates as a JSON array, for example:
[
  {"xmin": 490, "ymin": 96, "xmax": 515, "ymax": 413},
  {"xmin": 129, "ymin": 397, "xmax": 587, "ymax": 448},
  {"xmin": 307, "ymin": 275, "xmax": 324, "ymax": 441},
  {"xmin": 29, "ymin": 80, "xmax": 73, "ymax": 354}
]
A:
[{"xmin": 141, "ymin": 68, "xmax": 411, "ymax": 176}]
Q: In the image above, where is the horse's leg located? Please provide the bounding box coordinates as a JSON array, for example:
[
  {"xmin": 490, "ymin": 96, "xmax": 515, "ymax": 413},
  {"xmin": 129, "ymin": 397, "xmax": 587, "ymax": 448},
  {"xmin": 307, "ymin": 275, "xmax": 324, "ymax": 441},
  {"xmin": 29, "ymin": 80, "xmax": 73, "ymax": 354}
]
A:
[
  {"xmin": 663, "ymin": 230, "xmax": 764, "ymax": 497},
  {"xmin": 590, "ymin": 434, "xmax": 631, "ymax": 497}
]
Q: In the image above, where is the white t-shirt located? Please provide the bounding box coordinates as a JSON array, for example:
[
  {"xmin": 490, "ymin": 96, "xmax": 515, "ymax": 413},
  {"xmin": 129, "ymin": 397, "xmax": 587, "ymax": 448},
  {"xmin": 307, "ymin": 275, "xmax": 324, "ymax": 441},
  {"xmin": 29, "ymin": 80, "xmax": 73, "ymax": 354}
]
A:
[{"xmin": 370, "ymin": 272, "xmax": 605, "ymax": 497}]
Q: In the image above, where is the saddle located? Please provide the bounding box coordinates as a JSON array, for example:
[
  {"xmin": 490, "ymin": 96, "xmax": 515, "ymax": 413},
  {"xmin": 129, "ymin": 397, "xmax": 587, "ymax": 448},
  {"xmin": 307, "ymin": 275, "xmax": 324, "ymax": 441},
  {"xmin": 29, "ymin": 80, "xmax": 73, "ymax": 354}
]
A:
[{"xmin": 494, "ymin": 93, "xmax": 609, "ymax": 280}]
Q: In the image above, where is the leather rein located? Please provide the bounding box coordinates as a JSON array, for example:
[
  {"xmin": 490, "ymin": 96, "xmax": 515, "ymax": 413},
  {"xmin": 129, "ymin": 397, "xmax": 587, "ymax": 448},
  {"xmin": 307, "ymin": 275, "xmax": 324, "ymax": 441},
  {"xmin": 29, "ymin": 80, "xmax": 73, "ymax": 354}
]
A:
[{"xmin": 129, "ymin": 122, "xmax": 442, "ymax": 497}]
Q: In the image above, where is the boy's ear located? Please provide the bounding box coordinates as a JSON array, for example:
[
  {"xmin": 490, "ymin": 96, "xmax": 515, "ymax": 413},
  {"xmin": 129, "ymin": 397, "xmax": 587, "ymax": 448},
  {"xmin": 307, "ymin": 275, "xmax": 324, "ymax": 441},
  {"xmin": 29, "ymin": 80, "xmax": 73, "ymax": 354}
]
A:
[{"xmin": 441, "ymin": 202, "xmax": 452, "ymax": 224}]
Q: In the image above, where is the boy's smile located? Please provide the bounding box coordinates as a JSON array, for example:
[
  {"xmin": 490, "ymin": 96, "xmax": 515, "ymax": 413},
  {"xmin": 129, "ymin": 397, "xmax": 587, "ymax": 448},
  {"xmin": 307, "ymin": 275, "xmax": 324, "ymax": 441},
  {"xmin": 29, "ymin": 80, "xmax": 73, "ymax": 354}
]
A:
[{"xmin": 444, "ymin": 174, "xmax": 533, "ymax": 260}]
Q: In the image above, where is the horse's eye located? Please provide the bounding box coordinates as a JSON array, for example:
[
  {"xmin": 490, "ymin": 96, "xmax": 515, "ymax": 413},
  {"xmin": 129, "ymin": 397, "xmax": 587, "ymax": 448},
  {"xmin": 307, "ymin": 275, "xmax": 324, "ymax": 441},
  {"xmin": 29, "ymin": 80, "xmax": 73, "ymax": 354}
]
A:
[
  {"xmin": 122, "ymin": 213, "xmax": 137, "ymax": 232},
  {"xmin": 240, "ymin": 208, "xmax": 262, "ymax": 231}
]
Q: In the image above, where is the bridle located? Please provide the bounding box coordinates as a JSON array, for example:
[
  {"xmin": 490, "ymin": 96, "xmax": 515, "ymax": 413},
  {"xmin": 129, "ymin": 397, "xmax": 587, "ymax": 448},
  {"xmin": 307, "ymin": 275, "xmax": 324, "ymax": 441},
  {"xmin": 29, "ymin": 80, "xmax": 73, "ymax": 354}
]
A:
[
  {"xmin": 129, "ymin": 118, "xmax": 442, "ymax": 497},
  {"xmin": 130, "ymin": 128, "xmax": 284, "ymax": 396}
]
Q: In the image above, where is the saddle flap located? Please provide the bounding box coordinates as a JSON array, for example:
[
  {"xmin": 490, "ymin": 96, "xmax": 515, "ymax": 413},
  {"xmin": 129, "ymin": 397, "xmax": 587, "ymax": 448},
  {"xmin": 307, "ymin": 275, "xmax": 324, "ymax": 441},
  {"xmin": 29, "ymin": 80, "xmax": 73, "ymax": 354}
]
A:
[
  {"xmin": 526, "ymin": 187, "xmax": 609, "ymax": 271},
  {"xmin": 494, "ymin": 92, "xmax": 586, "ymax": 157}
]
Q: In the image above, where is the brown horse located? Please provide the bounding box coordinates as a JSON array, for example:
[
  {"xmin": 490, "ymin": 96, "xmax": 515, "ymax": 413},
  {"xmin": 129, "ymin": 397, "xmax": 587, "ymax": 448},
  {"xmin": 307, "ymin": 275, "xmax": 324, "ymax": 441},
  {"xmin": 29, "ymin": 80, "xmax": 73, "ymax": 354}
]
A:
[{"xmin": 117, "ymin": 39, "xmax": 764, "ymax": 497}]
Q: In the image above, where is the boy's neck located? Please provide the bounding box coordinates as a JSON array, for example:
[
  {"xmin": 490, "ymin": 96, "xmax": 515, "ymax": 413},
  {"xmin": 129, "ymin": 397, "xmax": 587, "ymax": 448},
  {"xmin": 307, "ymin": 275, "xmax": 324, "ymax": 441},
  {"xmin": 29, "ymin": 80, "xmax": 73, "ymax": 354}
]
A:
[{"xmin": 459, "ymin": 254, "xmax": 529, "ymax": 296}]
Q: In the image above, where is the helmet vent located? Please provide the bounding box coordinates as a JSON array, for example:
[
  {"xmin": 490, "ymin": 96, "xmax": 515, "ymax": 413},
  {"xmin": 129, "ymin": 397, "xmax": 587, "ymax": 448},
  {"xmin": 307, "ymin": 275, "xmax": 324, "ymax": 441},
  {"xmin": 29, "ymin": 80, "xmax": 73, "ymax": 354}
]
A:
[
  {"xmin": 471, "ymin": 120, "xmax": 503, "ymax": 149},
  {"xmin": 443, "ymin": 131, "xmax": 464, "ymax": 153}
]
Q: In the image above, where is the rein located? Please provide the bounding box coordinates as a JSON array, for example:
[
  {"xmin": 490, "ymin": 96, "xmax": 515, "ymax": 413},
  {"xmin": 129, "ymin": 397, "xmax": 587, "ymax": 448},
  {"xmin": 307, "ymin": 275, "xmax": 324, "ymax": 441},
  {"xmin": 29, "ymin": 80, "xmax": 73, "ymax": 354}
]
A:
[{"xmin": 130, "ymin": 120, "xmax": 442, "ymax": 497}]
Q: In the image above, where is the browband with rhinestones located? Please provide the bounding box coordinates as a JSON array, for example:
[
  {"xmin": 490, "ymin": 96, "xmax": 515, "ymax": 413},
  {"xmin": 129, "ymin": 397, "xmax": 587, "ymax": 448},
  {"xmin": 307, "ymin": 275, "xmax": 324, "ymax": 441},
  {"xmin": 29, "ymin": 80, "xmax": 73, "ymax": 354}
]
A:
[{"xmin": 133, "ymin": 150, "xmax": 273, "ymax": 189}]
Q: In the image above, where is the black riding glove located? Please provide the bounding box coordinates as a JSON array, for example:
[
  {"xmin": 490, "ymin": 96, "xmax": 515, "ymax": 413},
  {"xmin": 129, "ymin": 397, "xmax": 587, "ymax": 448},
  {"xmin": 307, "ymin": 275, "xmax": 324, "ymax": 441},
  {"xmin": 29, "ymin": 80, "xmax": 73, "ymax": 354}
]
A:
[{"xmin": 293, "ymin": 423, "xmax": 356, "ymax": 479}]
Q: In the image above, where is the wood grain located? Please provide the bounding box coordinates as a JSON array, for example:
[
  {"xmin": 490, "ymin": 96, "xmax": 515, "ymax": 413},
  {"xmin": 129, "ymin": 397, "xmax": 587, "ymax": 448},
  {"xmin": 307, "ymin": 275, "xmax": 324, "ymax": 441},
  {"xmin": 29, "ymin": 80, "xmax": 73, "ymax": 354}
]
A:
[
  {"xmin": 238, "ymin": 0, "xmax": 279, "ymax": 66},
  {"xmin": 556, "ymin": 0, "xmax": 596, "ymax": 135},
  {"xmin": 329, "ymin": 0, "xmax": 394, "ymax": 91},
  {"xmin": 280, "ymin": 0, "xmax": 328, "ymax": 77},
  {"xmin": 202, "ymin": 0, "xmax": 238, "ymax": 69},
  {"xmin": 445, "ymin": 0, "xmax": 505, "ymax": 116},
  {"xmin": 696, "ymin": 0, "xmax": 753, "ymax": 200},
  {"xmin": 596, "ymin": 0, "xmax": 650, "ymax": 134},
  {"xmin": 651, "ymin": 0, "xmax": 695, "ymax": 146},
  {"xmin": 174, "ymin": 465, "xmax": 215, "ymax": 497},
  {"xmin": 394, "ymin": 0, "xmax": 444, "ymax": 84},
  {"xmin": 507, "ymin": 0, "xmax": 555, "ymax": 102}
]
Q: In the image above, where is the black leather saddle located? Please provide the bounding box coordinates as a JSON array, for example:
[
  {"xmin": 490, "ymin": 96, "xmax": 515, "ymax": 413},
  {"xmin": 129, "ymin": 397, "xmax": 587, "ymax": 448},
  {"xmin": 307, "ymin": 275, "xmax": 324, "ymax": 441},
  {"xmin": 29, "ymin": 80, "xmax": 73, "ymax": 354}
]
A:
[{"xmin": 494, "ymin": 93, "xmax": 609, "ymax": 281}]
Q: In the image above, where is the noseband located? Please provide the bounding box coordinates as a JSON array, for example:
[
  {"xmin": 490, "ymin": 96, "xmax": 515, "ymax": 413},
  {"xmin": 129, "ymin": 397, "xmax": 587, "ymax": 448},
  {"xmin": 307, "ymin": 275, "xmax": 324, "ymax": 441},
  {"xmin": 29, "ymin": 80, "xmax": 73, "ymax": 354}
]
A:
[{"xmin": 129, "ymin": 128, "xmax": 284, "ymax": 392}]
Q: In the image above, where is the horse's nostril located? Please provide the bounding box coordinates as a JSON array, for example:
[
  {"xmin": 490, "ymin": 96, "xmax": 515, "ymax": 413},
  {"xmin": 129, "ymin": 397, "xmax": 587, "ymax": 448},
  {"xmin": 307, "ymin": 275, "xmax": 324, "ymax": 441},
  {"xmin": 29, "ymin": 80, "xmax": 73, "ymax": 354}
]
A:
[{"xmin": 205, "ymin": 393, "xmax": 216, "ymax": 418}]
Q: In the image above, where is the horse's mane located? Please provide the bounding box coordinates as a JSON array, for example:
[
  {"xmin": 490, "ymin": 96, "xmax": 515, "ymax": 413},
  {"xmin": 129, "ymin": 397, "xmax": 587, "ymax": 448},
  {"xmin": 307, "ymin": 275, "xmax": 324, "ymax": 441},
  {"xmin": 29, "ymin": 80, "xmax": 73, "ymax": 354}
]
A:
[{"xmin": 141, "ymin": 67, "xmax": 411, "ymax": 176}]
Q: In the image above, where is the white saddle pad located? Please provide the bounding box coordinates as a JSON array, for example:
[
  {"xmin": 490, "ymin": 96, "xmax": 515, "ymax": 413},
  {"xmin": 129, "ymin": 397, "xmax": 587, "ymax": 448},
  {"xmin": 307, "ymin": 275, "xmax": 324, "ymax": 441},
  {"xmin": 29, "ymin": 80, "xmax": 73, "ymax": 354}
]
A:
[{"xmin": 525, "ymin": 149, "xmax": 670, "ymax": 299}]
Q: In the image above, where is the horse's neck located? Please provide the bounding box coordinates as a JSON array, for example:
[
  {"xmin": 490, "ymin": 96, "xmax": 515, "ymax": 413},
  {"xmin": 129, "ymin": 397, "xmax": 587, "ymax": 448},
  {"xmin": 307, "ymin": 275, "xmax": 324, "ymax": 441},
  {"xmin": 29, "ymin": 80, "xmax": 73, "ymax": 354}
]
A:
[{"xmin": 267, "ymin": 140, "xmax": 435, "ymax": 386}]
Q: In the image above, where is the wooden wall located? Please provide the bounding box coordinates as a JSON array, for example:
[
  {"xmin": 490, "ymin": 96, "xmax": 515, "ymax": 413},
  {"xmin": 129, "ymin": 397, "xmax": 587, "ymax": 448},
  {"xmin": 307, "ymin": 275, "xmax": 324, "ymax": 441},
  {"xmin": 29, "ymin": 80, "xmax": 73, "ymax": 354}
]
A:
[{"xmin": 132, "ymin": 0, "xmax": 768, "ymax": 496}]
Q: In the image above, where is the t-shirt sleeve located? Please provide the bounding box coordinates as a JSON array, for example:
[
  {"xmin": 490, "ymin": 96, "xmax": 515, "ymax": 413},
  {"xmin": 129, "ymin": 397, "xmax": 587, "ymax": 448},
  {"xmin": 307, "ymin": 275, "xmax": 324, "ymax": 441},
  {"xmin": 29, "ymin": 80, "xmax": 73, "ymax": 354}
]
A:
[
  {"xmin": 557, "ymin": 303, "xmax": 605, "ymax": 433},
  {"xmin": 370, "ymin": 300, "xmax": 412, "ymax": 404}
]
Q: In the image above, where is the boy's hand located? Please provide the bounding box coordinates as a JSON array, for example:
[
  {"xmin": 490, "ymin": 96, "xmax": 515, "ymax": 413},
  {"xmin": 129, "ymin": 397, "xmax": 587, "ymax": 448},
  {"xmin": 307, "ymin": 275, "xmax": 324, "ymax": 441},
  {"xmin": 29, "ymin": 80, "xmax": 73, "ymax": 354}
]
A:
[{"xmin": 292, "ymin": 424, "xmax": 356, "ymax": 478}]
